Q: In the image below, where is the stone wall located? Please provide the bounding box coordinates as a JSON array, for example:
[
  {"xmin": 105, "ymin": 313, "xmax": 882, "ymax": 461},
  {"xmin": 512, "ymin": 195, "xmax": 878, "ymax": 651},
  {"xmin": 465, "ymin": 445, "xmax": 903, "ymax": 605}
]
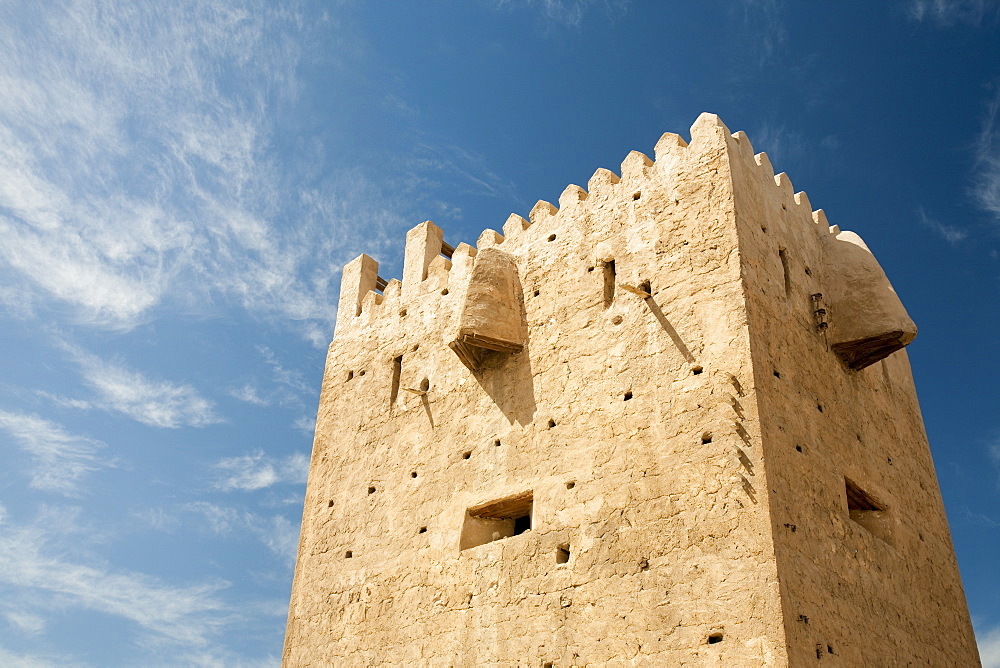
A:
[{"xmin": 282, "ymin": 114, "xmax": 979, "ymax": 667}]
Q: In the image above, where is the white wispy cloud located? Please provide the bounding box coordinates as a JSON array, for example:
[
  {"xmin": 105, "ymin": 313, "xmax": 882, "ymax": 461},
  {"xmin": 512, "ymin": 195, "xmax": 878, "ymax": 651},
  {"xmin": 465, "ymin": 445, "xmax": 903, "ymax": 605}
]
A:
[
  {"xmin": 184, "ymin": 502, "xmax": 300, "ymax": 564},
  {"xmin": 492, "ymin": 0, "xmax": 631, "ymax": 28},
  {"xmin": 0, "ymin": 506, "xmax": 232, "ymax": 647},
  {"xmin": 979, "ymin": 624, "xmax": 1000, "ymax": 668},
  {"xmin": 973, "ymin": 88, "xmax": 1000, "ymax": 227},
  {"xmin": 917, "ymin": 207, "xmax": 969, "ymax": 245},
  {"xmin": 0, "ymin": 645, "xmax": 62, "ymax": 668},
  {"xmin": 70, "ymin": 349, "xmax": 220, "ymax": 429},
  {"xmin": 3, "ymin": 610, "xmax": 46, "ymax": 635},
  {"xmin": 908, "ymin": 0, "xmax": 1000, "ymax": 26},
  {"xmin": 0, "ymin": 410, "xmax": 108, "ymax": 495},
  {"xmin": 213, "ymin": 449, "xmax": 309, "ymax": 492},
  {"xmin": 229, "ymin": 383, "xmax": 270, "ymax": 407},
  {"xmin": 0, "ymin": 1, "xmax": 401, "ymax": 338}
]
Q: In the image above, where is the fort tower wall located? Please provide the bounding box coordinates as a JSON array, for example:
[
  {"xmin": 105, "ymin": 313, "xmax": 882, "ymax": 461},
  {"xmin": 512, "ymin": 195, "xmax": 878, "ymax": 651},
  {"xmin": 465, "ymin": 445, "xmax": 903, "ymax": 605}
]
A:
[{"xmin": 283, "ymin": 113, "xmax": 978, "ymax": 667}]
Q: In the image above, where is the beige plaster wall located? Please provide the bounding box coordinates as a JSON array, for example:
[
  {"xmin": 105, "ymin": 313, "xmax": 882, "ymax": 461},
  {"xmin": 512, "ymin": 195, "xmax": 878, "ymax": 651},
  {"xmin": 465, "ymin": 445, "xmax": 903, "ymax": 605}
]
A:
[
  {"xmin": 282, "ymin": 113, "xmax": 978, "ymax": 667},
  {"xmin": 725, "ymin": 123, "xmax": 979, "ymax": 666}
]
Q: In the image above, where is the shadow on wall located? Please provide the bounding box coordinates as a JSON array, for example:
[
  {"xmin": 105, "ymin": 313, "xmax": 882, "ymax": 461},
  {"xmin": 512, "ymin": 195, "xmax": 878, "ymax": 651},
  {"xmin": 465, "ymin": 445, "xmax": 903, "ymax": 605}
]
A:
[
  {"xmin": 449, "ymin": 247, "xmax": 537, "ymax": 425},
  {"xmin": 474, "ymin": 343, "xmax": 537, "ymax": 426}
]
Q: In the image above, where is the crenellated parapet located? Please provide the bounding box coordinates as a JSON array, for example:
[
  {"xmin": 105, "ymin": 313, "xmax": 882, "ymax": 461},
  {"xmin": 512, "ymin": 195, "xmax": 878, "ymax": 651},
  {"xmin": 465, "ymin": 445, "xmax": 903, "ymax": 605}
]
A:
[
  {"xmin": 287, "ymin": 113, "xmax": 977, "ymax": 668},
  {"xmin": 334, "ymin": 112, "xmax": 915, "ymax": 373}
]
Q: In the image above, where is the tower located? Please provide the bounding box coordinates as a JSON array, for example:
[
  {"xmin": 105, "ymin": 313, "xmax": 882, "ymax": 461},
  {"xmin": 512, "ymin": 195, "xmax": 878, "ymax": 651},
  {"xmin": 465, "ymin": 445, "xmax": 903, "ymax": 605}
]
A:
[{"xmin": 283, "ymin": 114, "xmax": 980, "ymax": 666}]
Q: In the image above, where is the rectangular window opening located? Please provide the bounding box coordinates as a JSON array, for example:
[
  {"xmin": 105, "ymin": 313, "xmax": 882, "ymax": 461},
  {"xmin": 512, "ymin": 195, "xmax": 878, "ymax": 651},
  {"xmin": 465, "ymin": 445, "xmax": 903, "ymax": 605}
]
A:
[
  {"xmin": 845, "ymin": 477, "xmax": 892, "ymax": 543},
  {"xmin": 556, "ymin": 543, "xmax": 570, "ymax": 564},
  {"xmin": 460, "ymin": 491, "xmax": 533, "ymax": 550}
]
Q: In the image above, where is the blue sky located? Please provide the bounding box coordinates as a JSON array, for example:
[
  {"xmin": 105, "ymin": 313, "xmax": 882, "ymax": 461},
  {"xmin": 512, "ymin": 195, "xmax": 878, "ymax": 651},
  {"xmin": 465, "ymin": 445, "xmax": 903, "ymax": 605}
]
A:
[{"xmin": 0, "ymin": 1, "xmax": 997, "ymax": 665}]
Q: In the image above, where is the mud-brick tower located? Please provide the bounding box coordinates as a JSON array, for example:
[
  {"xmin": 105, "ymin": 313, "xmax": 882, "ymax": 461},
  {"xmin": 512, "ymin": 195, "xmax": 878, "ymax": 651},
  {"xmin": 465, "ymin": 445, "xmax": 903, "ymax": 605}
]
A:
[{"xmin": 283, "ymin": 113, "xmax": 979, "ymax": 666}]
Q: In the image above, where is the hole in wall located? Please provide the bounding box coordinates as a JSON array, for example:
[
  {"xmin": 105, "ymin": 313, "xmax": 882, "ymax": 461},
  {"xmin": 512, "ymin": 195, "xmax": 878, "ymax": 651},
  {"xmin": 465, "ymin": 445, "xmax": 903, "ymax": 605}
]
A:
[
  {"xmin": 707, "ymin": 633, "xmax": 723, "ymax": 644},
  {"xmin": 328, "ymin": 500, "xmax": 334, "ymax": 507},
  {"xmin": 460, "ymin": 491, "xmax": 534, "ymax": 550},
  {"xmin": 411, "ymin": 471, "xmax": 418, "ymax": 478},
  {"xmin": 565, "ymin": 481, "xmax": 575, "ymax": 489},
  {"xmin": 632, "ymin": 191, "xmax": 641, "ymax": 200},
  {"xmin": 399, "ymin": 308, "xmax": 408, "ymax": 317},
  {"xmin": 587, "ymin": 266, "xmax": 594, "ymax": 272},
  {"xmin": 418, "ymin": 526, "xmax": 427, "ymax": 534},
  {"xmin": 543, "ymin": 663, "xmax": 553, "ymax": 668},
  {"xmin": 412, "ymin": 343, "xmax": 419, "ymax": 351},
  {"xmin": 345, "ymin": 551, "xmax": 353, "ymax": 559},
  {"xmin": 494, "ymin": 439, "xmax": 501, "ymax": 447},
  {"xmin": 624, "ymin": 391, "xmax": 633, "ymax": 401},
  {"xmin": 782, "ymin": 203, "xmax": 787, "ymax": 210},
  {"xmin": 773, "ymin": 369, "xmax": 781, "ymax": 378},
  {"xmin": 795, "ymin": 445, "xmax": 803, "ymax": 453},
  {"xmin": 462, "ymin": 451, "xmax": 472, "ymax": 460},
  {"xmin": 701, "ymin": 432, "xmax": 713, "ymax": 444},
  {"xmin": 828, "ymin": 645, "xmax": 834, "ymax": 654},
  {"xmin": 845, "ymin": 477, "xmax": 891, "ymax": 542},
  {"xmin": 346, "ymin": 371, "xmax": 354, "ymax": 381},
  {"xmin": 556, "ymin": 544, "xmax": 571, "ymax": 564},
  {"xmin": 357, "ymin": 370, "xmax": 366, "ymax": 377},
  {"xmin": 611, "ymin": 315, "xmax": 623, "ymax": 325},
  {"xmin": 638, "ymin": 279, "xmax": 651, "ymax": 296},
  {"xmin": 761, "ymin": 226, "xmax": 767, "ymax": 233},
  {"xmin": 816, "ymin": 403, "xmax": 823, "ymax": 413},
  {"xmin": 533, "ymin": 289, "xmax": 540, "ymax": 297},
  {"xmin": 547, "ymin": 419, "xmax": 556, "ymax": 429},
  {"xmin": 419, "ymin": 378, "xmax": 430, "ymax": 392},
  {"xmin": 368, "ymin": 486, "xmax": 376, "ymax": 495},
  {"xmin": 547, "ymin": 234, "xmax": 556, "ymax": 242},
  {"xmin": 691, "ymin": 365, "xmax": 703, "ymax": 375},
  {"xmin": 805, "ymin": 266, "xmax": 812, "ymax": 276},
  {"xmin": 441, "ymin": 288, "xmax": 449, "ymax": 296}
]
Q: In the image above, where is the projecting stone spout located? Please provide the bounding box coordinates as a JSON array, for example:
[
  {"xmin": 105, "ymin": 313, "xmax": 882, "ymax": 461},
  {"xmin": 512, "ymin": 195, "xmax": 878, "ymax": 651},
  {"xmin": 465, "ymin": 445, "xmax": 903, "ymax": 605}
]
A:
[
  {"xmin": 823, "ymin": 230, "xmax": 917, "ymax": 370},
  {"xmin": 449, "ymin": 247, "xmax": 526, "ymax": 370}
]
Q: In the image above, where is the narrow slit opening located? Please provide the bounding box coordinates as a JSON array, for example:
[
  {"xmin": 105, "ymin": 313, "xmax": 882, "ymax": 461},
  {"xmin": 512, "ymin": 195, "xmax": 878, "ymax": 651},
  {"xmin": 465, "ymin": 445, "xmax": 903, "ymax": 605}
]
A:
[
  {"xmin": 556, "ymin": 544, "xmax": 570, "ymax": 564},
  {"xmin": 602, "ymin": 260, "xmax": 616, "ymax": 307},
  {"xmin": 779, "ymin": 248, "xmax": 791, "ymax": 298},
  {"xmin": 390, "ymin": 355, "xmax": 402, "ymax": 404}
]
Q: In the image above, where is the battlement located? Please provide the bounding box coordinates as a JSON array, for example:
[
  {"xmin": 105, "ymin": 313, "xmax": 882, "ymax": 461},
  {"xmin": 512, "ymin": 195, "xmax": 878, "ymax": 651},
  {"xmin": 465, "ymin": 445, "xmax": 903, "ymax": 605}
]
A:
[
  {"xmin": 286, "ymin": 113, "xmax": 975, "ymax": 667},
  {"xmin": 334, "ymin": 113, "xmax": 915, "ymax": 371}
]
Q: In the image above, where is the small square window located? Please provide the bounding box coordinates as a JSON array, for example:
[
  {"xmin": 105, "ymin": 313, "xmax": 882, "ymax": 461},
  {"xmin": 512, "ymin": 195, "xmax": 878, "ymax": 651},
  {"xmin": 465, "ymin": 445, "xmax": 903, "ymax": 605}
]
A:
[{"xmin": 459, "ymin": 491, "xmax": 533, "ymax": 550}]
